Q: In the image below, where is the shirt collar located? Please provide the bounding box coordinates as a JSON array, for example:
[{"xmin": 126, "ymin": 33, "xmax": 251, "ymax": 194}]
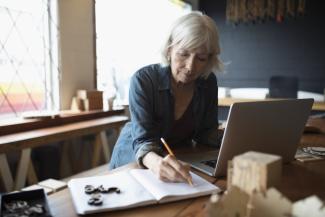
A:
[{"xmin": 158, "ymin": 65, "xmax": 172, "ymax": 91}]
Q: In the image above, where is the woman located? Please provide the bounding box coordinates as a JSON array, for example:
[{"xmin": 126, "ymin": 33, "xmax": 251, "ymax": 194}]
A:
[{"xmin": 109, "ymin": 11, "xmax": 223, "ymax": 183}]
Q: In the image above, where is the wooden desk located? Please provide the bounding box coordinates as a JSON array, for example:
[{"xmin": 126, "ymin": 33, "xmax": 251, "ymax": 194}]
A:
[
  {"xmin": 0, "ymin": 115, "xmax": 129, "ymax": 192},
  {"xmin": 46, "ymin": 118, "xmax": 325, "ymax": 217},
  {"xmin": 46, "ymin": 159, "xmax": 325, "ymax": 217},
  {"xmin": 219, "ymin": 97, "xmax": 325, "ymax": 111}
]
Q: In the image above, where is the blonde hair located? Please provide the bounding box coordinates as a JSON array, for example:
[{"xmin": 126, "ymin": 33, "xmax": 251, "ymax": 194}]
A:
[{"xmin": 161, "ymin": 11, "xmax": 223, "ymax": 78}]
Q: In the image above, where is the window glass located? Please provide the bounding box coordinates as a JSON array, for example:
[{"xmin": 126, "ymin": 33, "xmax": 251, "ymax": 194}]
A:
[{"xmin": 0, "ymin": 0, "xmax": 59, "ymax": 119}]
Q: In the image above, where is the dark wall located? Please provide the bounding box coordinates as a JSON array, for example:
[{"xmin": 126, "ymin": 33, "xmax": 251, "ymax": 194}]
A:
[{"xmin": 199, "ymin": 0, "xmax": 325, "ymax": 93}]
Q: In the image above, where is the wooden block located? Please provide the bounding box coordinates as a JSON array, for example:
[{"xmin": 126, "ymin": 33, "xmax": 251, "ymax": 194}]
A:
[
  {"xmin": 249, "ymin": 187, "xmax": 292, "ymax": 217},
  {"xmin": 22, "ymin": 184, "xmax": 54, "ymax": 195},
  {"xmin": 206, "ymin": 186, "xmax": 249, "ymax": 217},
  {"xmin": 76, "ymin": 90, "xmax": 88, "ymax": 100},
  {"xmin": 231, "ymin": 151, "xmax": 282, "ymax": 194},
  {"xmin": 76, "ymin": 90, "xmax": 103, "ymax": 110},
  {"xmin": 38, "ymin": 178, "xmax": 67, "ymax": 192},
  {"xmin": 70, "ymin": 97, "xmax": 80, "ymax": 111},
  {"xmin": 87, "ymin": 91, "xmax": 103, "ymax": 99},
  {"xmin": 81, "ymin": 98, "xmax": 89, "ymax": 111},
  {"xmin": 87, "ymin": 98, "xmax": 103, "ymax": 110},
  {"xmin": 77, "ymin": 90, "xmax": 103, "ymax": 99},
  {"xmin": 292, "ymin": 195, "xmax": 325, "ymax": 217},
  {"xmin": 206, "ymin": 194, "xmax": 222, "ymax": 217},
  {"xmin": 76, "ymin": 98, "xmax": 104, "ymax": 111}
]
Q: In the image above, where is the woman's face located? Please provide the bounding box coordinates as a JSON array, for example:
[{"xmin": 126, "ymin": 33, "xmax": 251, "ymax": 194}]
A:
[{"xmin": 169, "ymin": 44, "xmax": 210, "ymax": 85}]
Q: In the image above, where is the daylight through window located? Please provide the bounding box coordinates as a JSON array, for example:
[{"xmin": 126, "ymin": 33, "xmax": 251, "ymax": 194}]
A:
[
  {"xmin": 95, "ymin": 0, "xmax": 191, "ymax": 106},
  {"xmin": 0, "ymin": 0, "xmax": 59, "ymax": 119}
]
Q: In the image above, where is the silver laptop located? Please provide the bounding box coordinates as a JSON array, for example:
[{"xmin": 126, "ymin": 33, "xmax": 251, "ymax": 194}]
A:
[{"xmin": 179, "ymin": 98, "xmax": 314, "ymax": 177}]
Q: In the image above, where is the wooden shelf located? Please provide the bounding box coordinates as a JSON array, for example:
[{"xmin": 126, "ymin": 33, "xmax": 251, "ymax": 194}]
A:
[{"xmin": 0, "ymin": 108, "xmax": 126, "ymax": 136}]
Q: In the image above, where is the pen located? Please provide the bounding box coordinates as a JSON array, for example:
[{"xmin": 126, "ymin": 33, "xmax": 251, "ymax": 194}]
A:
[{"xmin": 160, "ymin": 137, "xmax": 193, "ymax": 186}]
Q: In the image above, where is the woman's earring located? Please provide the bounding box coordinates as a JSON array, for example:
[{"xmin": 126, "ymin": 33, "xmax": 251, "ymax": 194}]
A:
[{"xmin": 167, "ymin": 56, "xmax": 171, "ymax": 62}]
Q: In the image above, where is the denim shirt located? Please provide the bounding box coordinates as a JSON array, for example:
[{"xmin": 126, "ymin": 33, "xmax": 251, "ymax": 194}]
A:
[{"xmin": 109, "ymin": 64, "xmax": 219, "ymax": 169}]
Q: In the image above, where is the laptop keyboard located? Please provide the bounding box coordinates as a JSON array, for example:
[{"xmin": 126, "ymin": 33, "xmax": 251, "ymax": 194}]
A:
[{"xmin": 201, "ymin": 159, "xmax": 218, "ymax": 168}]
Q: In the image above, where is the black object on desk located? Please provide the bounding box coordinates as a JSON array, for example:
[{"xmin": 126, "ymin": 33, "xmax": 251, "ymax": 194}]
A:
[{"xmin": 0, "ymin": 189, "xmax": 52, "ymax": 217}]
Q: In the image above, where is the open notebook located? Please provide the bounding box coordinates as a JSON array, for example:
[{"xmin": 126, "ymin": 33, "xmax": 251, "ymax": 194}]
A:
[{"xmin": 68, "ymin": 169, "xmax": 220, "ymax": 215}]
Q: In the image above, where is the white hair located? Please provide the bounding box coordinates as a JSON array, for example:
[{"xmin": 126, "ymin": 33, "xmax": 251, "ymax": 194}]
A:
[{"xmin": 161, "ymin": 11, "xmax": 224, "ymax": 78}]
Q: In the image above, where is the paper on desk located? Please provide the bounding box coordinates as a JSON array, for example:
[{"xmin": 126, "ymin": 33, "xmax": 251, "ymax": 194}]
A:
[
  {"xmin": 130, "ymin": 169, "xmax": 221, "ymax": 203},
  {"xmin": 68, "ymin": 171, "xmax": 156, "ymax": 214}
]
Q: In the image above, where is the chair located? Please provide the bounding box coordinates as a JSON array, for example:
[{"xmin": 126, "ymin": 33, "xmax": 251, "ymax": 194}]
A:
[{"xmin": 268, "ymin": 75, "xmax": 298, "ymax": 98}]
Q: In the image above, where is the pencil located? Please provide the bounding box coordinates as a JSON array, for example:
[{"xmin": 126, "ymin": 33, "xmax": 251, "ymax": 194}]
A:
[{"xmin": 160, "ymin": 137, "xmax": 193, "ymax": 186}]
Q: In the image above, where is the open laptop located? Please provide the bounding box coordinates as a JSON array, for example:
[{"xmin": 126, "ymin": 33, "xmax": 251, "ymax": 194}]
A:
[{"xmin": 179, "ymin": 98, "xmax": 314, "ymax": 177}]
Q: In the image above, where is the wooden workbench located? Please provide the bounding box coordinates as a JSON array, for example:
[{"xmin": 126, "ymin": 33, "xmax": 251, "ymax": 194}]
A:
[{"xmin": 0, "ymin": 110, "xmax": 128, "ymax": 192}]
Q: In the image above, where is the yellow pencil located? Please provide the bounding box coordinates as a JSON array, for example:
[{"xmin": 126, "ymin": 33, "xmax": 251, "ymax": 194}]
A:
[{"xmin": 160, "ymin": 137, "xmax": 193, "ymax": 186}]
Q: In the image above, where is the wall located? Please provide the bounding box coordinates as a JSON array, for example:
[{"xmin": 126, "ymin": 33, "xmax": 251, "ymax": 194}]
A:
[
  {"xmin": 58, "ymin": 0, "xmax": 96, "ymax": 109},
  {"xmin": 185, "ymin": 0, "xmax": 199, "ymax": 10},
  {"xmin": 200, "ymin": 0, "xmax": 325, "ymax": 93}
]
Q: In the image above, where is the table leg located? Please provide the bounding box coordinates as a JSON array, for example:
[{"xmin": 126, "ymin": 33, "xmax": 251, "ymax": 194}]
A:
[
  {"xmin": 100, "ymin": 131, "xmax": 110, "ymax": 162},
  {"xmin": 92, "ymin": 130, "xmax": 111, "ymax": 167},
  {"xmin": 0, "ymin": 154, "xmax": 14, "ymax": 191},
  {"xmin": 92, "ymin": 132, "xmax": 102, "ymax": 167},
  {"xmin": 27, "ymin": 160, "xmax": 38, "ymax": 185},
  {"xmin": 14, "ymin": 148, "xmax": 32, "ymax": 190},
  {"xmin": 60, "ymin": 141, "xmax": 73, "ymax": 178}
]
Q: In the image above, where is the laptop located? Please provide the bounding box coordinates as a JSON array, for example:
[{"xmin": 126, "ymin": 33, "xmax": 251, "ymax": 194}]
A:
[{"xmin": 179, "ymin": 98, "xmax": 314, "ymax": 177}]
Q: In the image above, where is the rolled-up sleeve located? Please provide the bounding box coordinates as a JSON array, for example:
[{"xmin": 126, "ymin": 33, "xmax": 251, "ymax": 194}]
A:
[{"xmin": 129, "ymin": 70, "xmax": 164, "ymax": 167}]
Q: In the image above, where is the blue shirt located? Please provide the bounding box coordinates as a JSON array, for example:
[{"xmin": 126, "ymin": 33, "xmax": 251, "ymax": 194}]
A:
[{"xmin": 109, "ymin": 64, "xmax": 219, "ymax": 169}]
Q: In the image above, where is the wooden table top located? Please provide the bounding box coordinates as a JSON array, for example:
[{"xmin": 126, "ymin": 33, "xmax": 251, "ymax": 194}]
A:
[{"xmin": 218, "ymin": 97, "xmax": 325, "ymax": 111}]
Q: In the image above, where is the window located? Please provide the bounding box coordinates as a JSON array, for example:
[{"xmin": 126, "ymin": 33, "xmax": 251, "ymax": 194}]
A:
[
  {"xmin": 95, "ymin": 0, "xmax": 191, "ymax": 106},
  {"xmin": 0, "ymin": 0, "xmax": 59, "ymax": 119}
]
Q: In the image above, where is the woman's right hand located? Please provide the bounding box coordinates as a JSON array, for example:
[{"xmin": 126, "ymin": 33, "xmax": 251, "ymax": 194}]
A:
[{"xmin": 142, "ymin": 152, "xmax": 192, "ymax": 183}]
